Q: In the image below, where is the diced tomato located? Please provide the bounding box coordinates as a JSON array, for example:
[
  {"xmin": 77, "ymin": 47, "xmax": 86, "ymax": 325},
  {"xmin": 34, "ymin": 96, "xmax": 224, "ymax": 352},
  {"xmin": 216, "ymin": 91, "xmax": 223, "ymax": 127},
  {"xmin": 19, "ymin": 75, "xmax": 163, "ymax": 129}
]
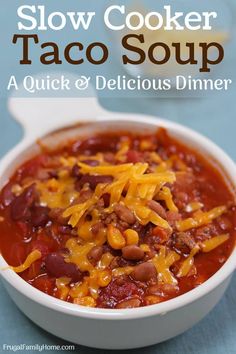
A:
[
  {"xmin": 126, "ymin": 150, "xmax": 143, "ymax": 163},
  {"xmin": 33, "ymin": 275, "xmax": 55, "ymax": 295}
]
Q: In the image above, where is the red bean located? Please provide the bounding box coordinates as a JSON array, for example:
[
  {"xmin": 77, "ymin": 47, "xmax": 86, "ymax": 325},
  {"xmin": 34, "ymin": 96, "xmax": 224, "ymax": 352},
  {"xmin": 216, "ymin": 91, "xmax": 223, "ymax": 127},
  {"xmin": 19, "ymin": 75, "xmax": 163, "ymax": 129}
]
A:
[
  {"xmin": 148, "ymin": 283, "xmax": 179, "ymax": 296},
  {"xmin": 87, "ymin": 246, "xmax": 103, "ymax": 264},
  {"xmin": 1, "ymin": 183, "xmax": 14, "ymax": 207},
  {"xmin": 122, "ymin": 245, "xmax": 144, "ymax": 261},
  {"xmin": 147, "ymin": 200, "xmax": 167, "ymax": 219},
  {"xmin": 126, "ymin": 150, "xmax": 143, "ymax": 163},
  {"xmin": 71, "ymin": 164, "xmax": 81, "ymax": 178},
  {"xmin": 81, "ymin": 159, "xmax": 99, "ymax": 166},
  {"xmin": 45, "ymin": 252, "xmax": 83, "ymax": 282},
  {"xmin": 79, "ymin": 136, "xmax": 119, "ymax": 153},
  {"xmin": 11, "ymin": 184, "xmax": 37, "ymax": 221},
  {"xmin": 91, "ymin": 222, "xmax": 104, "ymax": 235},
  {"xmin": 76, "ymin": 189, "xmax": 93, "ymax": 203},
  {"xmin": 101, "ymin": 193, "xmax": 110, "ymax": 208},
  {"xmin": 76, "ymin": 174, "xmax": 113, "ymax": 190},
  {"xmin": 31, "ymin": 205, "xmax": 50, "ymax": 227},
  {"xmin": 166, "ymin": 211, "xmax": 181, "ymax": 227},
  {"xmin": 131, "ymin": 262, "xmax": 157, "ymax": 282},
  {"xmin": 116, "ymin": 298, "xmax": 141, "ymax": 309},
  {"xmin": 114, "ymin": 204, "xmax": 136, "ymax": 224}
]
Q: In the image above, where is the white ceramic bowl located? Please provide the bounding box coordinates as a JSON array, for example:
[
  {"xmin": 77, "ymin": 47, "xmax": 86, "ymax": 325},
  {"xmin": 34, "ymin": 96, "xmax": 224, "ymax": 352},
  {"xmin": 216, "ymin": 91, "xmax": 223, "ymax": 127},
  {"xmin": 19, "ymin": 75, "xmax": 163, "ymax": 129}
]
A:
[{"xmin": 0, "ymin": 97, "xmax": 236, "ymax": 350}]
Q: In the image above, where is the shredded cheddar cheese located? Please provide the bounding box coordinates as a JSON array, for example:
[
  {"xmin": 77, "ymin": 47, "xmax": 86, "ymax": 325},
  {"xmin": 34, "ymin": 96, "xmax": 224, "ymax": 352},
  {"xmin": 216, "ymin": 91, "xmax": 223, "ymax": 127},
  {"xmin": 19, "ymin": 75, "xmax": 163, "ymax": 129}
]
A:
[
  {"xmin": 152, "ymin": 246, "xmax": 180, "ymax": 285},
  {"xmin": 157, "ymin": 186, "xmax": 178, "ymax": 212},
  {"xmin": 201, "ymin": 234, "xmax": 229, "ymax": 253},
  {"xmin": 177, "ymin": 245, "xmax": 200, "ymax": 277},
  {"xmin": 176, "ymin": 206, "xmax": 226, "ymax": 232},
  {"xmin": 11, "ymin": 250, "xmax": 42, "ymax": 273}
]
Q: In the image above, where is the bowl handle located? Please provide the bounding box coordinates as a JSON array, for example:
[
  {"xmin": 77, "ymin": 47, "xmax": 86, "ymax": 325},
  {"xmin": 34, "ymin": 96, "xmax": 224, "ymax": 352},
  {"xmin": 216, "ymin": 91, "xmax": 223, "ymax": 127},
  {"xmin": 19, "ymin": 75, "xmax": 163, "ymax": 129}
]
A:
[{"xmin": 8, "ymin": 96, "xmax": 108, "ymax": 140}]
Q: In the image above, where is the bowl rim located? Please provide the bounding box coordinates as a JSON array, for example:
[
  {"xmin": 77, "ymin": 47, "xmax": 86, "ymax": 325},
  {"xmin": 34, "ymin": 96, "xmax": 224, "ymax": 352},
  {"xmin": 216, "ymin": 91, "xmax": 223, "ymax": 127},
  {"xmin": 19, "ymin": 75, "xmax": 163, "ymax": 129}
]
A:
[{"xmin": 0, "ymin": 114, "xmax": 236, "ymax": 320}]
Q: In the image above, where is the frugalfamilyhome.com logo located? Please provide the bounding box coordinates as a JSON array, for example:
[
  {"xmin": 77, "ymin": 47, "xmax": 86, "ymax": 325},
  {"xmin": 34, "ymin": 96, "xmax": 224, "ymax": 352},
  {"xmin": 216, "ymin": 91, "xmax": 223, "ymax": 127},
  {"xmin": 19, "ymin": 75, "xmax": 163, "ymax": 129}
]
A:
[{"xmin": 2, "ymin": 343, "xmax": 76, "ymax": 352}]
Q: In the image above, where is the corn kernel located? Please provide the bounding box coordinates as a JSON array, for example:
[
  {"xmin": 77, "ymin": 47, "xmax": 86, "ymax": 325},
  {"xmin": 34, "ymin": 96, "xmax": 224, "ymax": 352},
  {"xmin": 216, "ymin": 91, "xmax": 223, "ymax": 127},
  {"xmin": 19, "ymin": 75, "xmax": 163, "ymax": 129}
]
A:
[
  {"xmin": 107, "ymin": 225, "xmax": 126, "ymax": 250},
  {"xmin": 124, "ymin": 229, "xmax": 139, "ymax": 245},
  {"xmin": 56, "ymin": 277, "xmax": 70, "ymax": 301},
  {"xmin": 77, "ymin": 221, "xmax": 93, "ymax": 240},
  {"xmin": 74, "ymin": 296, "xmax": 96, "ymax": 307},
  {"xmin": 58, "ymin": 169, "xmax": 69, "ymax": 179},
  {"xmin": 47, "ymin": 178, "xmax": 60, "ymax": 192},
  {"xmin": 97, "ymin": 270, "xmax": 112, "ymax": 287},
  {"xmin": 140, "ymin": 139, "xmax": 153, "ymax": 151},
  {"xmin": 140, "ymin": 244, "xmax": 150, "ymax": 252},
  {"xmin": 98, "ymin": 253, "xmax": 114, "ymax": 269},
  {"xmin": 69, "ymin": 280, "xmax": 89, "ymax": 298},
  {"xmin": 95, "ymin": 227, "xmax": 107, "ymax": 246}
]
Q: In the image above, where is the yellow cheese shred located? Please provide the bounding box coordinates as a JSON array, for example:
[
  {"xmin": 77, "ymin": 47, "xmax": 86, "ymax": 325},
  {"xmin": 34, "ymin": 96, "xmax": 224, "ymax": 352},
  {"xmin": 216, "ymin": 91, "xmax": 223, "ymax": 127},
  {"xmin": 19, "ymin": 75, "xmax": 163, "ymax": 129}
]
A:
[
  {"xmin": 201, "ymin": 234, "xmax": 229, "ymax": 253},
  {"xmin": 157, "ymin": 186, "xmax": 178, "ymax": 212},
  {"xmin": 11, "ymin": 250, "xmax": 42, "ymax": 273},
  {"xmin": 176, "ymin": 206, "xmax": 226, "ymax": 232},
  {"xmin": 152, "ymin": 246, "xmax": 180, "ymax": 285},
  {"xmin": 178, "ymin": 234, "xmax": 230, "ymax": 277},
  {"xmin": 177, "ymin": 245, "xmax": 200, "ymax": 277}
]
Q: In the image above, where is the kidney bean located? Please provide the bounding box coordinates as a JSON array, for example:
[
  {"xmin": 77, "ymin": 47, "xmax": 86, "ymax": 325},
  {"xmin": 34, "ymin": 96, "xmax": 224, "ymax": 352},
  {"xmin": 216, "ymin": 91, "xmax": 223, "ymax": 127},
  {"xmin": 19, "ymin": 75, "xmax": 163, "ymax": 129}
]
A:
[
  {"xmin": 81, "ymin": 159, "xmax": 99, "ymax": 166},
  {"xmin": 76, "ymin": 174, "xmax": 113, "ymax": 190},
  {"xmin": 122, "ymin": 245, "xmax": 144, "ymax": 261},
  {"xmin": 49, "ymin": 208, "xmax": 67, "ymax": 225},
  {"xmin": 166, "ymin": 211, "xmax": 181, "ymax": 227},
  {"xmin": 147, "ymin": 200, "xmax": 167, "ymax": 219},
  {"xmin": 45, "ymin": 252, "xmax": 83, "ymax": 282},
  {"xmin": 148, "ymin": 283, "xmax": 179, "ymax": 296},
  {"xmin": 131, "ymin": 262, "xmax": 157, "ymax": 282},
  {"xmin": 1, "ymin": 183, "xmax": 14, "ymax": 207},
  {"xmin": 87, "ymin": 246, "xmax": 103, "ymax": 264},
  {"xmin": 126, "ymin": 150, "xmax": 143, "ymax": 163},
  {"xmin": 79, "ymin": 136, "xmax": 119, "ymax": 153},
  {"xmin": 114, "ymin": 204, "xmax": 136, "ymax": 224},
  {"xmin": 71, "ymin": 164, "xmax": 81, "ymax": 178},
  {"xmin": 116, "ymin": 298, "xmax": 141, "ymax": 309},
  {"xmin": 91, "ymin": 222, "xmax": 104, "ymax": 235},
  {"xmin": 101, "ymin": 193, "xmax": 110, "ymax": 208},
  {"xmin": 104, "ymin": 153, "xmax": 116, "ymax": 164},
  {"xmin": 76, "ymin": 189, "xmax": 93, "ymax": 203},
  {"xmin": 11, "ymin": 184, "xmax": 37, "ymax": 221},
  {"xmin": 49, "ymin": 170, "xmax": 58, "ymax": 179},
  {"xmin": 31, "ymin": 205, "xmax": 50, "ymax": 227}
]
